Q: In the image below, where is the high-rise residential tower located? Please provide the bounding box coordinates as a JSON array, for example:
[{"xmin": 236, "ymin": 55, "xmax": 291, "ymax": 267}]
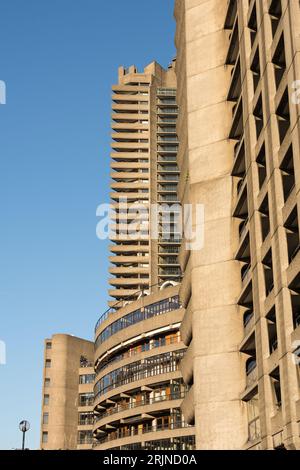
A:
[
  {"xmin": 175, "ymin": 0, "xmax": 300, "ymax": 450},
  {"xmin": 92, "ymin": 62, "xmax": 196, "ymax": 450},
  {"xmin": 108, "ymin": 61, "xmax": 181, "ymax": 308}
]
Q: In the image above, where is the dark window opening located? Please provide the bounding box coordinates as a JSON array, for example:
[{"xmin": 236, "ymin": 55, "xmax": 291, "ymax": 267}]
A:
[
  {"xmin": 251, "ymin": 48, "xmax": 261, "ymax": 93},
  {"xmin": 276, "ymin": 88, "xmax": 290, "ymax": 145},
  {"xmin": 270, "ymin": 367, "xmax": 282, "ymax": 408},
  {"xmin": 266, "ymin": 307, "xmax": 278, "ymax": 354},
  {"xmin": 248, "ymin": 2, "xmax": 258, "ymax": 48},
  {"xmin": 256, "ymin": 144, "xmax": 267, "ymax": 190},
  {"xmin": 259, "ymin": 195, "xmax": 270, "ymax": 241},
  {"xmin": 280, "ymin": 145, "xmax": 295, "ymax": 202},
  {"xmin": 269, "ymin": 0, "xmax": 282, "ymax": 37},
  {"xmin": 284, "ymin": 206, "xmax": 300, "ymax": 265},
  {"xmin": 263, "ymin": 249, "xmax": 274, "ymax": 297},
  {"xmin": 272, "ymin": 35, "xmax": 286, "ymax": 89},
  {"xmin": 254, "ymin": 95, "xmax": 264, "ymax": 139}
]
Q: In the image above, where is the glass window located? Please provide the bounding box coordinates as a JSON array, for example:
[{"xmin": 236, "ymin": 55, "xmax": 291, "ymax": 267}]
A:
[
  {"xmin": 46, "ymin": 342, "xmax": 52, "ymax": 349},
  {"xmin": 79, "ymin": 393, "xmax": 94, "ymax": 406},
  {"xmin": 45, "ymin": 359, "xmax": 51, "ymax": 368},
  {"xmin": 79, "ymin": 374, "xmax": 95, "ymax": 384},
  {"xmin": 44, "ymin": 378, "xmax": 50, "ymax": 388},
  {"xmin": 42, "ymin": 432, "xmax": 48, "ymax": 443},
  {"xmin": 43, "ymin": 413, "xmax": 49, "ymax": 425},
  {"xmin": 43, "ymin": 394, "xmax": 49, "ymax": 405}
]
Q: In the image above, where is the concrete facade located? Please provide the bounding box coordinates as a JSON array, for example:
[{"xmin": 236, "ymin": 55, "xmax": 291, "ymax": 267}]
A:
[
  {"xmin": 109, "ymin": 62, "xmax": 181, "ymax": 308},
  {"xmin": 175, "ymin": 0, "xmax": 300, "ymax": 450},
  {"xmin": 40, "ymin": 334, "xmax": 94, "ymax": 450},
  {"xmin": 40, "ymin": 0, "xmax": 300, "ymax": 451}
]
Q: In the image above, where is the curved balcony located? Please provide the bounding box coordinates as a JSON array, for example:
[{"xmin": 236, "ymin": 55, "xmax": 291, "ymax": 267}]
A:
[
  {"xmin": 93, "ymin": 421, "xmax": 194, "ymax": 450},
  {"xmin": 94, "ymin": 390, "xmax": 187, "ymax": 425},
  {"xmin": 94, "ymin": 349, "xmax": 185, "ymax": 404}
]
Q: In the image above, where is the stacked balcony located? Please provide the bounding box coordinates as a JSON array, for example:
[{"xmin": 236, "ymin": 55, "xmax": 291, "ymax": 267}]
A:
[
  {"xmin": 109, "ymin": 84, "xmax": 151, "ymax": 305},
  {"xmin": 156, "ymin": 88, "xmax": 181, "ymax": 284}
]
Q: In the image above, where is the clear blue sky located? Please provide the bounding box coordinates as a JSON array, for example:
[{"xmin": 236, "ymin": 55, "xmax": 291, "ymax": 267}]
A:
[{"xmin": 0, "ymin": 0, "xmax": 175, "ymax": 449}]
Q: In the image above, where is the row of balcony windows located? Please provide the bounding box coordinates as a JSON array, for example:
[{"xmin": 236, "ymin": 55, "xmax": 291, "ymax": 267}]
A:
[
  {"xmin": 96, "ymin": 331, "xmax": 181, "ymax": 374},
  {"xmin": 101, "ymin": 435, "xmax": 196, "ymax": 451},
  {"xmin": 95, "ymin": 294, "xmax": 180, "ymax": 333},
  {"xmin": 95, "ymin": 385, "xmax": 187, "ymax": 421},
  {"xmin": 94, "ymin": 350, "xmax": 185, "ymax": 399}
]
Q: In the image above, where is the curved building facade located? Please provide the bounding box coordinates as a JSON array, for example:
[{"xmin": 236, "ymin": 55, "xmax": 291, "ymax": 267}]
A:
[{"xmin": 93, "ymin": 285, "xmax": 195, "ymax": 450}]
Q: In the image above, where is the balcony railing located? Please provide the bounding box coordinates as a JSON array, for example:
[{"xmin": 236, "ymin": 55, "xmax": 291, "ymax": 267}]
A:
[
  {"xmin": 159, "ymin": 246, "xmax": 180, "ymax": 254},
  {"xmin": 95, "ymin": 390, "xmax": 187, "ymax": 422},
  {"xmin": 157, "ymin": 89, "xmax": 176, "ymax": 96},
  {"xmin": 157, "ymin": 175, "xmax": 179, "ymax": 182},
  {"xmin": 157, "ymin": 137, "xmax": 178, "ymax": 142},
  {"xmin": 96, "ymin": 335, "xmax": 181, "ymax": 375},
  {"xmin": 95, "ymin": 284, "xmax": 180, "ymax": 332},
  {"xmin": 94, "ymin": 421, "xmax": 190, "ymax": 446},
  {"xmin": 246, "ymin": 366, "xmax": 257, "ymax": 389}
]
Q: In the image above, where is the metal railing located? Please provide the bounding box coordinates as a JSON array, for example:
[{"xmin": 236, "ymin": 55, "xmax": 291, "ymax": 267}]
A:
[
  {"xmin": 157, "ymin": 89, "xmax": 176, "ymax": 96},
  {"xmin": 95, "ymin": 390, "xmax": 187, "ymax": 422},
  {"xmin": 96, "ymin": 335, "xmax": 181, "ymax": 375},
  {"xmin": 94, "ymin": 350, "xmax": 185, "ymax": 400},
  {"xmin": 94, "ymin": 422, "xmax": 190, "ymax": 446},
  {"xmin": 95, "ymin": 282, "xmax": 179, "ymax": 332}
]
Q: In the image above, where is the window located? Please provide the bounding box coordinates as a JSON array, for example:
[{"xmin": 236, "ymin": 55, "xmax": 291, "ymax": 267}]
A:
[
  {"xmin": 95, "ymin": 296, "xmax": 180, "ymax": 348},
  {"xmin": 46, "ymin": 342, "xmax": 52, "ymax": 350},
  {"xmin": 43, "ymin": 394, "xmax": 49, "ymax": 406},
  {"xmin": 79, "ymin": 393, "xmax": 94, "ymax": 407},
  {"xmin": 43, "ymin": 413, "xmax": 49, "ymax": 425},
  {"xmin": 94, "ymin": 349, "xmax": 185, "ymax": 398},
  {"xmin": 45, "ymin": 359, "xmax": 51, "ymax": 368},
  {"xmin": 79, "ymin": 374, "xmax": 95, "ymax": 385},
  {"xmin": 42, "ymin": 432, "xmax": 48, "ymax": 444},
  {"xmin": 44, "ymin": 378, "xmax": 50, "ymax": 388},
  {"xmin": 78, "ymin": 412, "xmax": 94, "ymax": 425},
  {"xmin": 247, "ymin": 395, "xmax": 261, "ymax": 442},
  {"xmin": 78, "ymin": 430, "xmax": 93, "ymax": 445}
]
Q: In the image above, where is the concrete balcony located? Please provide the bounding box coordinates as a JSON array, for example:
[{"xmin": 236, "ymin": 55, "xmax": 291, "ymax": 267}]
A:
[
  {"xmin": 112, "ymin": 103, "xmax": 148, "ymax": 112},
  {"xmin": 93, "ymin": 425, "xmax": 194, "ymax": 451},
  {"xmin": 109, "ymin": 244, "xmax": 149, "ymax": 254},
  {"xmin": 111, "ymin": 142, "xmax": 149, "ymax": 151},
  {"xmin": 180, "ymin": 300, "xmax": 192, "ymax": 346},
  {"xmin": 180, "ymin": 385, "xmax": 195, "ymax": 425},
  {"xmin": 179, "ymin": 259, "xmax": 191, "ymax": 307},
  {"xmin": 108, "ymin": 289, "xmax": 143, "ymax": 299},
  {"xmin": 109, "ymin": 256, "xmax": 150, "ymax": 265},
  {"xmin": 111, "ymin": 182, "xmax": 149, "ymax": 191},
  {"xmin": 111, "ymin": 132, "xmax": 150, "ymax": 141},
  {"xmin": 110, "ymin": 172, "xmax": 149, "ymax": 181},
  {"xmin": 110, "ymin": 153, "xmax": 149, "ymax": 162},
  {"xmin": 110, "ymin": 192, "xmax": 149, "ymax": 201},
  {"xmin": 180, "ymin": 341, "xmax": 193, "ymax": 385},
  {"xmin": 109, "ymin": 278, "xmax": 149, "ymax": 287},
  {"xmin": 112, "ymin": 85, "xmax": 149, "ymax": 94},
  {"xmin": 112, "ymin": 113, "xmax": 145, "ymax": 122},
  {"xmin": 109, "ymin": 267, "xmax": 149, "ymax": 276},
  {"xmin": 111, "ymin": 161, "xmax": 149, "ymax": 170},
  {"xmin": 112, "ymin": 94, "xmax": 149, "ymax": 104},
  {"xmin": 111, "ymin": 121, "xmax": 148, "ymax": 131}
]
